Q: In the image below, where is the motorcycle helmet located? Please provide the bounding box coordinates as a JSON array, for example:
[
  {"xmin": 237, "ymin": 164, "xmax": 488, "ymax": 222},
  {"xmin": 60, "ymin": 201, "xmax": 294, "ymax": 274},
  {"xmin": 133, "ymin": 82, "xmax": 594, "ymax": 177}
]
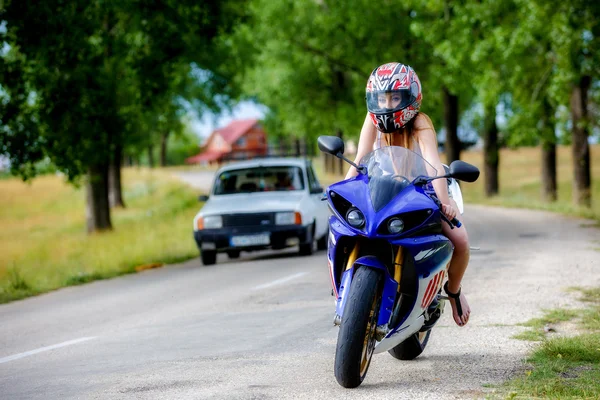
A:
[{"xmin": 366, "ymin": 62, "xmax": 422, "ymax": 133}]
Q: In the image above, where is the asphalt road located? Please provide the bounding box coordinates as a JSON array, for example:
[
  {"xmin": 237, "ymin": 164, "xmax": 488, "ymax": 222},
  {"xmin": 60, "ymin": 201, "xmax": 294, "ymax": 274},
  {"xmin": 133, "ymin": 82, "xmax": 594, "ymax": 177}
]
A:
[{"xmin": 1, "ymin": 176, "xmax": 599, "ymax": 399}]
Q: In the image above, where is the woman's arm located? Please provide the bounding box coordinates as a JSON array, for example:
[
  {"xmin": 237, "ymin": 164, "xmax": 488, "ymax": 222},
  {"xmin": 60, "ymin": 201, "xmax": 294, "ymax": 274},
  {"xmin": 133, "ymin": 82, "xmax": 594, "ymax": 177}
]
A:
[
  {"xmin": 345, "ymin": 113, "xmax": 377, "ymax": 179},
  {"xmin": 414, "ymin": 114, "xmax": 456, "ymax": 218}
]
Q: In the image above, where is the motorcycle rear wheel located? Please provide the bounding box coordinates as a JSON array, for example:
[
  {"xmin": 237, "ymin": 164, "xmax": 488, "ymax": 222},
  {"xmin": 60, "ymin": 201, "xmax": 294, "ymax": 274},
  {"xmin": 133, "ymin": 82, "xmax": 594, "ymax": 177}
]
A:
[
  {"xmin": 388, "ymin": 329, "xmax": 432, "ymax": 360},
  {"xmin": 334, "ymin": 267, "xmax": 381, "ymax": 388}
]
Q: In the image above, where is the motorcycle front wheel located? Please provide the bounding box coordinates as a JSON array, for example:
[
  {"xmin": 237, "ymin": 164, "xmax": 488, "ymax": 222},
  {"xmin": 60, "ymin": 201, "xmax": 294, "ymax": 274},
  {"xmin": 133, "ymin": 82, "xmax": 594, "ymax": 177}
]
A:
[{"xmin": 334, "ymin": 267, "xmax": 381, "ymax": 388}]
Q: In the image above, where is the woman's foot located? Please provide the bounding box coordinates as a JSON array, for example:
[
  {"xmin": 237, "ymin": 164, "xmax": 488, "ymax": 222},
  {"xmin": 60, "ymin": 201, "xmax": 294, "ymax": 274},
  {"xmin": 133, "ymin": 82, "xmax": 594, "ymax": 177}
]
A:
[{"xmin": 444, "ymin": 281, "xmax": 471, "ymax": 327}]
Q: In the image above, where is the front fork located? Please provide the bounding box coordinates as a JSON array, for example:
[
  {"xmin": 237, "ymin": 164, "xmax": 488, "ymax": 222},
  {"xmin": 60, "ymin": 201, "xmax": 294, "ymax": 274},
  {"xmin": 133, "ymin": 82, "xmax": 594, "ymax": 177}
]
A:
[{"xmin": 334, "ymin": 243, "xmax": 405, "ymax": 341}]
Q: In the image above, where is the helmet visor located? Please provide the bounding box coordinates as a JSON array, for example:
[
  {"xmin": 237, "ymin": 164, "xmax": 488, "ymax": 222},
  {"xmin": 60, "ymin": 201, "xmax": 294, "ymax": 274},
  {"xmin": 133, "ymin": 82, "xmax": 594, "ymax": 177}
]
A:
[{"xmin": 366, "ymin": 89, "xmax": 415, "ymax": 114}]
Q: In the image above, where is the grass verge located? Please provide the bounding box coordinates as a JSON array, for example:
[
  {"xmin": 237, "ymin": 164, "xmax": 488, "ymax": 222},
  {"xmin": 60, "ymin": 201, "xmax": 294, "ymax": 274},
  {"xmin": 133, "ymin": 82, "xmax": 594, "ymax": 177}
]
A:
[
  {"xmin": 490, "ymin": 287, "xmax": 600, "ymax": 399},
  {"xmin": 0, "ymin": 167, "xmax": 202, "ymax": 303}
]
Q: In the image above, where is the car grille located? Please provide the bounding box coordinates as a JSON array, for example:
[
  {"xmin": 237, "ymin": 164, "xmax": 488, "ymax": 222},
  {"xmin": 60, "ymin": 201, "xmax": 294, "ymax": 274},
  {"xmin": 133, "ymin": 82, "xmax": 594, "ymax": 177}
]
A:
[{"xmin": 221, "ymin": 213, "xmax": 275, "ymax": 227}]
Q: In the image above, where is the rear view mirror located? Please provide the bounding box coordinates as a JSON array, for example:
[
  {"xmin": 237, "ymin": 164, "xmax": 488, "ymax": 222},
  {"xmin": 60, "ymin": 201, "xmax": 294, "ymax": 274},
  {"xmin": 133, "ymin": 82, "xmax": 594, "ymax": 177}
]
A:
[
  {"xmin": 318, "ymin": 136, "xmax": 345, "ymax": 156},
  {"xmin": 198, "ymin": 194, "xmax": 209, "ymax": 202},
  {"xmin": 448, "ymin": 160, "xmax": 480, "ymax": 183}
]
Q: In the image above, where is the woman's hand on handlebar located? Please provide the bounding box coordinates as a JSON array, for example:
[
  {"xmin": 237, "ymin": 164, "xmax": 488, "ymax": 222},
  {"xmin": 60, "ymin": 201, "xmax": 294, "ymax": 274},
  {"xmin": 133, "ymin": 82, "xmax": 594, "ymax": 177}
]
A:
[{"xmin": 441, "ymin": 204, "xmax": 458, "ymax": 221}]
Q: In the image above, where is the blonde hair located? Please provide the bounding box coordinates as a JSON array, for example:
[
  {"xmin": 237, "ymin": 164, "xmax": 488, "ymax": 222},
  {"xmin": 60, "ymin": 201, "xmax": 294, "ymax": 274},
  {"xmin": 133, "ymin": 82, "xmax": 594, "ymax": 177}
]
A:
[{"xmin": 383, "ymin": 114, "xmax": 422, "ymax": 150}]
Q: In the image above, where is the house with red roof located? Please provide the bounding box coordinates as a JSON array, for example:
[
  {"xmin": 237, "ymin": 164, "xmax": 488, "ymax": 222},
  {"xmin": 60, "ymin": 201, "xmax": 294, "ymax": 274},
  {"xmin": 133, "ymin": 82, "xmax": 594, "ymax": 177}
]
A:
[{"xmin": 186, "ymin": 119, "xmax": 268, "ymax": 164}]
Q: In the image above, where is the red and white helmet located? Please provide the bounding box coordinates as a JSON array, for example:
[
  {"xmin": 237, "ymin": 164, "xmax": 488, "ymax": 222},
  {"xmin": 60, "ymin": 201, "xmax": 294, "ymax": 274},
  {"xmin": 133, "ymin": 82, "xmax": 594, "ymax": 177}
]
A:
[{"xmin": 366, "ymin": 62, "xmax": 422, "ymax": 133}]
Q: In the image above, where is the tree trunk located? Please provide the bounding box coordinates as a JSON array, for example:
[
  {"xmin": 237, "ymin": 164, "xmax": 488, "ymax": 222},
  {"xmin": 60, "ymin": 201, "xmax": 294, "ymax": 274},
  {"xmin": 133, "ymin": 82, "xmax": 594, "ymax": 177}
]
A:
[
  {"xmin": 570, "ymin": 75, "xmax": 591, "ymax": 207},
  {"xmin": 443, "ymin": 87, "xmax": 460, "ymax": 163},
  {"xmin": 148, "ymin": 145, "xmax": 155, "ymax": 168},
  {"xmin": 295, "ymin": 138, "xmax": 301, "ymax": 157},
  {"xmin": 540, "ymin": 98, "xmax": 557, "ymax": 202},
  {"xmin": 86, "ymin": 163, "xmax": 112, "ymax": 233},
  {"xmin": 329, "ymin": 153, "xmax": 336, "ymax": 174},
  {"xmin": 307, "ymin": 136, "xmax": 316, "ymax": 157},
  {"xmin": 160, "ymin": 132, "xmax": 170, "ymax": 167},
  {"xmin": 483, "ymin": 103, "xmax": 499, "ymax": 197},
  {"xmin": 279, "ymin": 137, "xmax": 286, "ymax": 157},
  {"xmin": 109, "ymin": 143, "xmax": 126, "ymax": 208},
  {"xmin": 541, "ymin": 140, "xmax": 557, "ymax": 202}
]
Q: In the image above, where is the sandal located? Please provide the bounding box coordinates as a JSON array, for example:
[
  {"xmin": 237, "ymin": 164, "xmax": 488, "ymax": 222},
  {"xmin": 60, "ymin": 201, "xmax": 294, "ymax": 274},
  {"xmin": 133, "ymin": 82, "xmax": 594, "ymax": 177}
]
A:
[{"xmin": 444, "ymin": 281, "xmax": 466, "ymax": 325}]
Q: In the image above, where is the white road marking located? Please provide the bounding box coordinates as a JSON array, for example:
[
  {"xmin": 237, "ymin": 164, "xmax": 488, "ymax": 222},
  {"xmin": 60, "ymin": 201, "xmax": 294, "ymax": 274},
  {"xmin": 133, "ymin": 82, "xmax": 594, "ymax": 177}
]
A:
[
  {"xmin": 0, "ymin": 337, "xmax": 97, "ymax": 364},
  {"xmin": 252, "ymin": 272, "xmax": 308, "ymax": 290}
]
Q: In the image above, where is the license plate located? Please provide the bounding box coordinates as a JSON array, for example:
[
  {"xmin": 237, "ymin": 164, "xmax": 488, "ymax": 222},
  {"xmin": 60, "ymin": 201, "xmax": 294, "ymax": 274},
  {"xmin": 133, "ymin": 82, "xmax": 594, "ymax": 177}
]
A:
[{"xmin": 230, "ymin": 233, "xmax": 270, "ymax": 247}]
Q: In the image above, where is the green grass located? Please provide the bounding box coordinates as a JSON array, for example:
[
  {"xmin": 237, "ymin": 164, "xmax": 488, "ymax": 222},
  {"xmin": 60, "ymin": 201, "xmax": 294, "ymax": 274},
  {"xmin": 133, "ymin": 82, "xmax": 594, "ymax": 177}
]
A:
[
  {"xmin": 490, "ymin": 287, "xmax": 600, "ymax": 399},
  {"xmin": 0, "ymin": 167, "xmax": 202, "ymax": 303},
  {"xmin": 512, "ymin": 309, "xmax": 581, "ymax": 342}
]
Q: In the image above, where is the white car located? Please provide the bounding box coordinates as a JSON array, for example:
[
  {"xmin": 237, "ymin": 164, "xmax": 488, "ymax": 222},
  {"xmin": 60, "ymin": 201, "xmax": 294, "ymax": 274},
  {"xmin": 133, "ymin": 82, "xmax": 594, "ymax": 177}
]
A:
[{"xmin": 193, "ymin": 157, "xmax": 330, "ymax": 265}]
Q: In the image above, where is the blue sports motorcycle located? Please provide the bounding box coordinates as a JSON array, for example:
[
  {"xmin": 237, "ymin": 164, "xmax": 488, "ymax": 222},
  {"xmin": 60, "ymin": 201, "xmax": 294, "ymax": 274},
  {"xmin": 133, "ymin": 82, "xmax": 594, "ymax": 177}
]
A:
[{"xmin": 317, "ymin": 136, "xmax": 480, "ymax": 388}]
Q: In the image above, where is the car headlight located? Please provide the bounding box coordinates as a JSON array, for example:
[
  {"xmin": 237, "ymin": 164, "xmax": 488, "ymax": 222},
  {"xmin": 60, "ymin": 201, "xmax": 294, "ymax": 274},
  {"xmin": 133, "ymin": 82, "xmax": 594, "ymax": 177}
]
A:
[
  {"xmin": 387, "ymin": 218, "xmax": 404, "ymax": 234},
  {"xmin": 276, "ymin": 211, "xmax": 302, "ymax": 225},
  {"xmin": 200, "ymin": 215, "xmax": 222, "ymax": 229},
  {"xmin": 346, "ymin": 208, "xmax": 365, "ymax": 228}
]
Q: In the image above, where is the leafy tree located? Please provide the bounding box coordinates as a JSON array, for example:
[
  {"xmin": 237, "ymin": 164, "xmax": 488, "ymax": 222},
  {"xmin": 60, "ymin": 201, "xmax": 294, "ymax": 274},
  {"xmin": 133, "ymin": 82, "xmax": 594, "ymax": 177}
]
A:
[
  {"xmin": 1, "ymin": 0, "xmax": 243, "ymax": 231},
  {"xmin": 545, "ymin": 0, "xmax": 600, "ymax": 207},
  {"xmin": 227, "ymin": 0, "xmax": 419, "ymax": 166},
  {"xmin": 466, "ymin": 0, "xmax": 517, "ymax": 197},
  {"xmin": 409, "ymin": 0, "xmax": 478, "ymax": 164},
  {"xmin": 502, "ymin": 0, "xmax": 561, "ymax": 201}
]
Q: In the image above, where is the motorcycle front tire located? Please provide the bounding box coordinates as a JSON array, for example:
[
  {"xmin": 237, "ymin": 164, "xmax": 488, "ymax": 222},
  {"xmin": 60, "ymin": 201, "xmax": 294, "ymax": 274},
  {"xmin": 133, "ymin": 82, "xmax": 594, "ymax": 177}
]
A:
[{"xmin": 334, "ymin": 267, "xmax": 381, "ymax": 388}]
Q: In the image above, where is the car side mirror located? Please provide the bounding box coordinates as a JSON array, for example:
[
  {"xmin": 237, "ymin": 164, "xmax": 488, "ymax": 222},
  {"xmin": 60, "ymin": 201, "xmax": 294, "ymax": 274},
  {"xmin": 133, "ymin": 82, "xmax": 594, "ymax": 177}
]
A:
[
  {"xmin": 447, "ymin": 160, "xmax": 480, "ymax": 183},
  {"xmin": 198, "ymin": 194, "xmax": 209, "ymax": 202},
  {"xmin": 310, "ymin": 187, "xmax": 324, "ymax": 195}
]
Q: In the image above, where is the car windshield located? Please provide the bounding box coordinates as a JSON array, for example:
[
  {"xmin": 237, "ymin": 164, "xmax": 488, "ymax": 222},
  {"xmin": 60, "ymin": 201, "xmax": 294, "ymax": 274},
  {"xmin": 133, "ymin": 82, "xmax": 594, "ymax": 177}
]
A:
[
  {"xmin": 359, "ymin": 146, "xmax": 438, "ymax": 211},
  {"xmin": 213, "ymin": 166, "xmax": 305, "ymax": 195}
]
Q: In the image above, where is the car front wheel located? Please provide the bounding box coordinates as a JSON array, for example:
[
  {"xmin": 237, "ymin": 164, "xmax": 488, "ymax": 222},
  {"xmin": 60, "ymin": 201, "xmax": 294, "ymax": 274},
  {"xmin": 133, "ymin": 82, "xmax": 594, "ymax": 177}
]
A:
[
  {"xmin": 227, "ymin": 250, "xmax": 240, "ymax": 259},
  {"xmin": 201, "ymin": 250, "xmax": 217, "ymax": 266},
  {"xmin": 299, "ymin": 223, "xmax": 315, "ymax": 256},
  {"xmin": 316, "ymin": 226, "xmax": 328, "ymax": 251}
]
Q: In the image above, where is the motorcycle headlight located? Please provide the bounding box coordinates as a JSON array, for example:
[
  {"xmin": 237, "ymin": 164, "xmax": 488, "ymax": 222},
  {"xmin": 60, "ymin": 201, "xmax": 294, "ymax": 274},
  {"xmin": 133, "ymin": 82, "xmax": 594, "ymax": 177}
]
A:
[
  {"xmin": 387, "ymin": 218, "xmax": 404, "ymax": 234},
  {"xmin": 203, "ymin": 215, "xmax": 223, "ymax": 229},
  {"xmin": 346, "ymin": 208, "xmax": 365, "ymax": 228}
]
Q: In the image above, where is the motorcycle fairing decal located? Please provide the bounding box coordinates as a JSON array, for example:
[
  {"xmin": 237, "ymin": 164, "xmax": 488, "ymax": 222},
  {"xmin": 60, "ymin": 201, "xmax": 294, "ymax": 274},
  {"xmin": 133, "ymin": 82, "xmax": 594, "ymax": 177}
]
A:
[
  {"xmin": 391, "ymin": 236, "xmax": 453, "ymax": 276},
  {"xmin": 421, "ymin": 269, "xmax": 445, "ymax": 309},
  {"xmin": 374, "ymin": 315, "xmax": 425, "ymax": 354},
  {"xmin": 414, "ymin": 246, "xmax": 444, "ymax": 261},
  {"xmin": 351, "ymin": 256, "xmax": 399, "ymax": 326},
  {"xmin": 415, "ymin": 252, "xmax": 451, "ymax": 310}
]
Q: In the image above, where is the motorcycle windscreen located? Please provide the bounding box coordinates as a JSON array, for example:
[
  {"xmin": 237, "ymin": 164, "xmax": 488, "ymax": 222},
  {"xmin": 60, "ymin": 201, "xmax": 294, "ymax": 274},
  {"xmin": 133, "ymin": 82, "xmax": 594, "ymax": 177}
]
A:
[
  {"xmin": 368, "ymin": 176, "xmax": 410, "ymax": 212},
  {"xmin": 361, "ymin": 146, "xmax": 438, "ymax": 212}
]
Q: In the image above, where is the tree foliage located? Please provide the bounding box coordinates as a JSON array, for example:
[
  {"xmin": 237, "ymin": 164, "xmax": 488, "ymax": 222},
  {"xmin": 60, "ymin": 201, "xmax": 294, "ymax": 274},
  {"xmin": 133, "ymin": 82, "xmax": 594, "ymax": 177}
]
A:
[
  {"xmin": 0, "ymin": 0, "xmax": 244, "ymax": 231},
  {"xmin": 226, "ymin": 0, "xmax": 421, "ymax": 142}
]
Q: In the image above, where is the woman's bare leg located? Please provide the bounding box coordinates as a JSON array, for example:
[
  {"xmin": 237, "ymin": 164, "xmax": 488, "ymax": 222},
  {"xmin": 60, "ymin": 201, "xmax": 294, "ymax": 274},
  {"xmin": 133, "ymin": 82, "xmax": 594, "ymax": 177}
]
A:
[{"xmin": 442, "ymin": 210, "xmax": 471, "ymax": 326}]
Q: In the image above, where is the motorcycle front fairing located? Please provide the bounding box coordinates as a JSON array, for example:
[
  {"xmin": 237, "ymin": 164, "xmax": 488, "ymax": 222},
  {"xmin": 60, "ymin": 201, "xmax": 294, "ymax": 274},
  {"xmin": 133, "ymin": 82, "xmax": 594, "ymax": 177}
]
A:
[{"xmin": 325, "ymin": 146, "xmax": 454, "ymax": 351}]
